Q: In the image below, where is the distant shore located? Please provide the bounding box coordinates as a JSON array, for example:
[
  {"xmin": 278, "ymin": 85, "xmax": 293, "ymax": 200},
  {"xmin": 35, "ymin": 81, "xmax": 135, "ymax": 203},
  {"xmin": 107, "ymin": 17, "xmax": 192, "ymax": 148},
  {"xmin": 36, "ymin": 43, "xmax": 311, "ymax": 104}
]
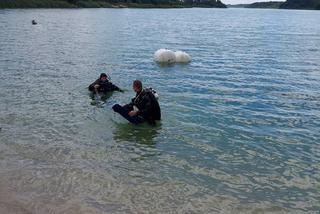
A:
[
  {"xmin": 228, "ymin": 0, "xmax": 320, "ymax": 10},
  {"xmin": 0, "ymin": 0, "xmax": 227, "ymax": 9},
  {"xmin": 2, "ymin": 0, "xmax": 319, "ymax": 10}
]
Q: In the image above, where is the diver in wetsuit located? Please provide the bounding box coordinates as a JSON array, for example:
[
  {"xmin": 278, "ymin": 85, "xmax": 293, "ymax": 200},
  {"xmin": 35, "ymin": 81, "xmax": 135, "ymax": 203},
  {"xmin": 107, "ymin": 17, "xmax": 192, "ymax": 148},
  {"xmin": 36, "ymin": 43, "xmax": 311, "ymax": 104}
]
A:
[
  {"xmin": 88, "ymin": 73, "xmax": 123, "ymax": 93},
  {"xmin": 112, "ymin": 80, "xmax": 161, "ymax": 125}
]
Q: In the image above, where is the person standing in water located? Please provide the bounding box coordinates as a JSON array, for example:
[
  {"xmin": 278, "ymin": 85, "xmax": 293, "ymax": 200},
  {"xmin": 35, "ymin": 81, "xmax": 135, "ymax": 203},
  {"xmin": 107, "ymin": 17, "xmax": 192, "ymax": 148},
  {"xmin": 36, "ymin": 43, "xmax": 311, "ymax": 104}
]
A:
[
  {"xmin": 88, "ymin": 73, "xmax": 123, "ymax": 94},
  {"xmin": 112, "ymin": 80, "xmax": 161, "ymax": 125}
]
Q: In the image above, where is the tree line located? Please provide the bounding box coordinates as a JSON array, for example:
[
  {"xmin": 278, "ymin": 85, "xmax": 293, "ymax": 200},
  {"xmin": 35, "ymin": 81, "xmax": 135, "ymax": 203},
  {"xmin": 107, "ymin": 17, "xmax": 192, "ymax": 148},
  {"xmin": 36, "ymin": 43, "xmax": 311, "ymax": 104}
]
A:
[
  {"xmin": 280, "ymin": 0, "xmax": 320, "ymax": 10},
  {"xmin": 0, "ymin": 0, "xmax": 227, "ymax": 8}
]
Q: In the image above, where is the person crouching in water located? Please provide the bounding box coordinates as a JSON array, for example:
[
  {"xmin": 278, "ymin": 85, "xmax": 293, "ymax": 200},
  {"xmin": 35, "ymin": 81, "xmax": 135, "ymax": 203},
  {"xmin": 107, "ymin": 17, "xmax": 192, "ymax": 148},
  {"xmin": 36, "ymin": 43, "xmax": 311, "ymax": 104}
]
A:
[
  {"xmin": 112, "ymin": 80, "xmax": 161, "ymax": 125},
  {"xmin": 88, "ymin": 73, "xmax": 123, "ymax": 94}
]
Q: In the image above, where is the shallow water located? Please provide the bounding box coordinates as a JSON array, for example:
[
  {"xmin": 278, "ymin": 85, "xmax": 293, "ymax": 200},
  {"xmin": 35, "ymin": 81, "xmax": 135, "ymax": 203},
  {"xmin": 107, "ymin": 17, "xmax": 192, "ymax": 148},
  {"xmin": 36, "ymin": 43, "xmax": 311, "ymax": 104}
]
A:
[{"xmin": 0, "ymin": 8, "xmax": 320, "ymax": 214}]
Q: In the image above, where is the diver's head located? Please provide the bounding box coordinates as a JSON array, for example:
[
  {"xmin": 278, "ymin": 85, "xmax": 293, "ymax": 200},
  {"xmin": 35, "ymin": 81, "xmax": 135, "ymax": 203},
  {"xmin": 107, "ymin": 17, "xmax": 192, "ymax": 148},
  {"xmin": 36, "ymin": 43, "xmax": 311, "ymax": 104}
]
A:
[
  {"xmin": 100, "ymin": 73, "xmax": 108, "ymax": 81},
  {"xmin": 133, "ymin": 80, "xmax": 142, "ymax": 93}
]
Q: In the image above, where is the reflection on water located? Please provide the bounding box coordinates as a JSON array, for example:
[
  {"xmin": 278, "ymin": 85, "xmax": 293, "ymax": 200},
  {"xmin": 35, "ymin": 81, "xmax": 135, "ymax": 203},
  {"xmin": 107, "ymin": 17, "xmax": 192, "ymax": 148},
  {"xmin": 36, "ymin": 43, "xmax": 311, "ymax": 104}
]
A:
[
  {"xmin": 112, "ymin": 123, "xmax": 162, "ymax": 162},
  {"xmin": 113, "ymin": 122, "xmax": 161, "ymax": 145},
  {"xmin": 89, "ymin": 91, "xmax": 114, "ymax": 107}
]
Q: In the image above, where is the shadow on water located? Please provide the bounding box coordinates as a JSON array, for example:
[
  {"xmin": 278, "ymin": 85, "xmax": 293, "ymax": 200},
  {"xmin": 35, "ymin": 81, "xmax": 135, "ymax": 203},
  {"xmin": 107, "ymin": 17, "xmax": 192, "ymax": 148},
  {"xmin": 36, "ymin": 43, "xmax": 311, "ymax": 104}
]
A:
[
  {"xmin": 112, "ymin": 122, "xmax": 162, "ymax": 161},
  {"xmin": 155, "ymin": 61, "xmax": 191, "ymax": 68},
  {"xmin": 113, "ymin": 122, "xmax": 161, "ymax": 146},
  {"xmin": 89, "ymin": 91, "xmax": 113, "ymax": 107}
]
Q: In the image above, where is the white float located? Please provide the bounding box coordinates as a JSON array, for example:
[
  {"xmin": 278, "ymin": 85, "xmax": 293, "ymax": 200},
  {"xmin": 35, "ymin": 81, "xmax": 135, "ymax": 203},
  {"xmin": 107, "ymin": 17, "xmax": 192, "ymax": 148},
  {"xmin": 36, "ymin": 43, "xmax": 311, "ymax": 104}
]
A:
[
  {"xmin": 154, "ymin": 49, "xmax": 176, "ymax": 63},
  {"xmin": 154, "ymin": 49, "xmax": 191, "ymax": 64},
  {"xmin": 174, "ymin": 51, "xmax": 191, "ymax": 63}
]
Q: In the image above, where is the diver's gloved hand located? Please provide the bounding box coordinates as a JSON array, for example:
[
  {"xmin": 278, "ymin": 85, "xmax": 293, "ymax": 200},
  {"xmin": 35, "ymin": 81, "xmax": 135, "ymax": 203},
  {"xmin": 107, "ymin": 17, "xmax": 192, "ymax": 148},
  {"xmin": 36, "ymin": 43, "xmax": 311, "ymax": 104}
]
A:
[{"xmin": 128, "ymin": 111, "xmax": 138, "ymax": 117}]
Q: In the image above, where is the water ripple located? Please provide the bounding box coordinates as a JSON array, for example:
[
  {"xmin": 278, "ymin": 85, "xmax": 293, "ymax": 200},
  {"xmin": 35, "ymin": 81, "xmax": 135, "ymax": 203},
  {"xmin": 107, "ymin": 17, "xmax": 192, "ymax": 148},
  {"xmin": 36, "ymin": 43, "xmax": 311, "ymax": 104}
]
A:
[{"xmin": 0, "ymin": 8, "xmax": 320, "ymax": 214}]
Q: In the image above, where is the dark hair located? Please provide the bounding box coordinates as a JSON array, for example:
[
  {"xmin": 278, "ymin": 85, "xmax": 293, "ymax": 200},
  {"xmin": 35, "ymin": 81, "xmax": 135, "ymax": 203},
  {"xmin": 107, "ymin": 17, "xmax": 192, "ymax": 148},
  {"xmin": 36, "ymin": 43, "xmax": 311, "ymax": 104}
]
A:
[
  {"xmin": 100, "ymin": 73, "xmax": 107, "ymax": 79},
  {"xmin": 133, "ymin": 80, "xmax": 142, "ymax": 90}
]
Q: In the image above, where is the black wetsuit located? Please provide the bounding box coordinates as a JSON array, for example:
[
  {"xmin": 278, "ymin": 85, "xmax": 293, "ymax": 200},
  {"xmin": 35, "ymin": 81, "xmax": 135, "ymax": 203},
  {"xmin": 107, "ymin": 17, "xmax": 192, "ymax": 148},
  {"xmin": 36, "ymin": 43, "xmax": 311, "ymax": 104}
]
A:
[
  {"xmin": 112, "ymin": 89, "xmax": 161, "ymax": 125},
  {"xmin": 88, "ymin": 79, "xmax": 121, "ymax": 93}
]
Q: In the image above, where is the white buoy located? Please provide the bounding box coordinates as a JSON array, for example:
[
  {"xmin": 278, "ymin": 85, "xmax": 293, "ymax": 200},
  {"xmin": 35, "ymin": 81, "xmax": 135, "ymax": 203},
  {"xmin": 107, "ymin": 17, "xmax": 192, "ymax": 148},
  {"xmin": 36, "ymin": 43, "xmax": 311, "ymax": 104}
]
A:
[
  {"xmin": 174, "ymin": 51, "xmax": 191, "ymax": 63},
  {"xmin": 154, "ymin": 49, "xmax": 176, "ymax": 63},
  {"xmin": 154, "ymin": 49, "xmax": 191, "ymax": 64}
]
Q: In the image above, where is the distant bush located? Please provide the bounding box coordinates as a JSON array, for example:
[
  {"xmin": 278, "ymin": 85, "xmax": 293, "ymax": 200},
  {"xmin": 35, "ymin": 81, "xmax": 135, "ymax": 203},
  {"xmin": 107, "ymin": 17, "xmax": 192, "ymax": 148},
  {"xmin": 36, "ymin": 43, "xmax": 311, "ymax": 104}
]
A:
[
  {"xmin": 76, "ymin": 0, "xmax": 100, "ymax": 7},
  {"xmin": 246, "ymin": 1, "xmax": 283, "ymax": 9},
  {"xmin": 75, "ymin": 0, "xmax": 114, "ymax": 7}
]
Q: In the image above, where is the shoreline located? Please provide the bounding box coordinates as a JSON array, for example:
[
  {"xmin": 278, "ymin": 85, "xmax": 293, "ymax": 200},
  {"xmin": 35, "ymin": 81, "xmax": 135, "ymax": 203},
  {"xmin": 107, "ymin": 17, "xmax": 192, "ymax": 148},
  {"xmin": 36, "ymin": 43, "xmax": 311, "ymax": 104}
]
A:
[{"xmin": 1, "ymin": 6, "xmax": 319, "ymax": 10}]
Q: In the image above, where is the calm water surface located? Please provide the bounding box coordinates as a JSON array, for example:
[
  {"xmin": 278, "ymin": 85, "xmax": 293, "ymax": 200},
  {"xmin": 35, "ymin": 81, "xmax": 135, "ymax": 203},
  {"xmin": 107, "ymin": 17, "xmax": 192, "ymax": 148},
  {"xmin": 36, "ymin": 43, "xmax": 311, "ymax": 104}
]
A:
[{"xmin": 0, "ymin": 8, "xmax": 320, "ymax": 214}]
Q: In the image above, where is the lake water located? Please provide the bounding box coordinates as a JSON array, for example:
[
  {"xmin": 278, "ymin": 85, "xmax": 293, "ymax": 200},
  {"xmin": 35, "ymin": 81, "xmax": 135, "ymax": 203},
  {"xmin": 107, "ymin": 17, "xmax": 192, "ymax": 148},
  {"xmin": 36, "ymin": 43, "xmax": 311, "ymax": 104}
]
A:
[{"xmin": 0, "ymin": 8, "xmax": 320, "ymax": 213}]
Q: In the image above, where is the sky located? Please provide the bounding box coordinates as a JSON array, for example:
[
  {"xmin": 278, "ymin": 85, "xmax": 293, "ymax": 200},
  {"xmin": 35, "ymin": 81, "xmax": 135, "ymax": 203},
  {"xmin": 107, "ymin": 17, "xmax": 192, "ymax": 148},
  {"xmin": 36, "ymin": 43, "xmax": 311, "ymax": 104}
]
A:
[{"xmin": 223, "ymin": 0, "xmax": 284, "ymax": 4}]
